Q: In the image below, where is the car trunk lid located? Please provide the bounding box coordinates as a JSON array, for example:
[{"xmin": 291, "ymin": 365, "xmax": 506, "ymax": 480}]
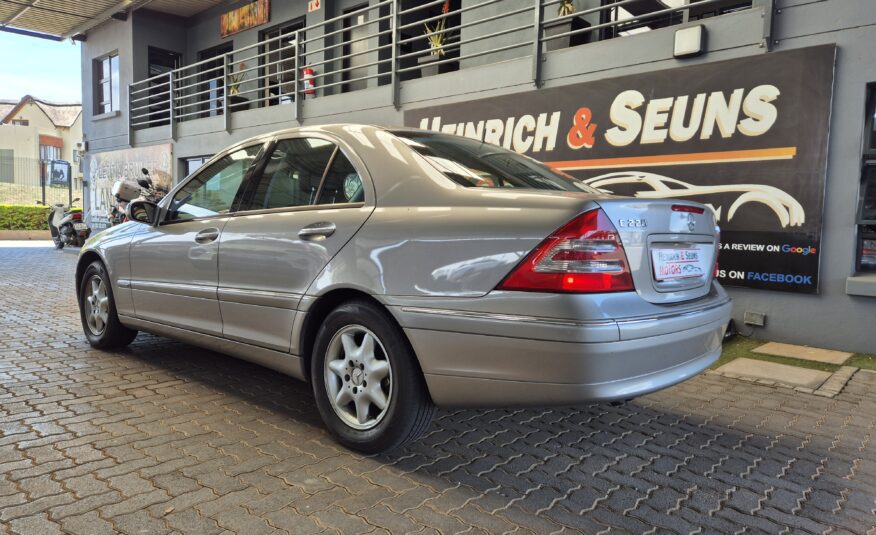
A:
[{"xmin": 595, "ymin": 198, "xmax": 718, "ymax": 304}]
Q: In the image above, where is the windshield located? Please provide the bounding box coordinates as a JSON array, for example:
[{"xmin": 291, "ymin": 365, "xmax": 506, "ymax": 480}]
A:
[{"xmin": 392, "ymin": 130, "xmax": 601, "ymax": 193}]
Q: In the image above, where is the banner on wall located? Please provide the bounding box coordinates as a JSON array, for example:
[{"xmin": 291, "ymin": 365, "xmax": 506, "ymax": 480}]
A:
[
  {"xmin": 404, "ymin": 45, "xmax": 836, "ymax": 294},
  {"xmin": 87, "ymin": 144, "xmax": 173, "ymax": 228}
]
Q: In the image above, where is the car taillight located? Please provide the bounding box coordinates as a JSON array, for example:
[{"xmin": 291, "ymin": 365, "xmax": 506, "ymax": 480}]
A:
[{"xmin": 498, "ymin": 208, "xmax": 635, "ymax": 293}]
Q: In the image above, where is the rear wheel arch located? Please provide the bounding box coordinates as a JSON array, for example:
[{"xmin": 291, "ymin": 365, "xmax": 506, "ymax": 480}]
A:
[{"xmin": 299, "ymin": 290, "xmax": 428, "ymax": 396}]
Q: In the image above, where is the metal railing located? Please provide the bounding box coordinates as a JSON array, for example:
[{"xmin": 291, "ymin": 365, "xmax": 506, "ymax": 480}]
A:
[
  {"xmin": 128, "ymin": 0, "xmax": 762, "ymax": 136},
  {"xmin": 0, "ymin": 156, "xmax": 83, "ymax": 207}
]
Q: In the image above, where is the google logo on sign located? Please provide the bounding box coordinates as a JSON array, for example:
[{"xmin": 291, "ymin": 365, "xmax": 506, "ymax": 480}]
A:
[{"xmin": 781, "ymin": 244, "xmax": 817, "ymax": 255}]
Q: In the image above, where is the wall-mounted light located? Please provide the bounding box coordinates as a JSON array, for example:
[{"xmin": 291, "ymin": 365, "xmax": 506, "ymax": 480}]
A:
[{"xmin": 674, "ymin": 24, "xmax": 706, "ymax": 59}]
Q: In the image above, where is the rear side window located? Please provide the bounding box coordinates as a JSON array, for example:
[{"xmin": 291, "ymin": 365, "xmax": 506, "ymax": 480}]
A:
[
  {"xmin": 317, "ymin": 152, "xmax": 364, "ymax": 205},
  {"xmin": 393, "ymin": 131, "xmax": 600, "ymax": 193},
  {"xmin": 246, "ymin": 138, "xmax": 335, "ymax": 210}
]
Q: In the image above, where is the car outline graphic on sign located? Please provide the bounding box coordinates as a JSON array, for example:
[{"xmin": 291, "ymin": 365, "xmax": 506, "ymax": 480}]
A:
[{"xmin": 581, "ymin": 171, "xmax": 806, "ymax": 228}]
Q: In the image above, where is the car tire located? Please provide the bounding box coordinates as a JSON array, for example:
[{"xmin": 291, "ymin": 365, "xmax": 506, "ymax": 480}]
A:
[
  {"xmin": 311, "ymin": 300, "xmax": 434, "ymax": 454},
  {"xmin": 78, "ymin": 260, "xmax": 138, "ymax": 349}
]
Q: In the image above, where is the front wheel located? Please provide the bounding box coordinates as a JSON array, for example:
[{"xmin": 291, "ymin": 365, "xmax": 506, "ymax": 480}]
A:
[
  {"xmin": 78, "ymin": 261, "xmax": 138, "ymax": 349},
  {"xmin": 311, "ymin": 300, "xmax": 434, "ymax": 453}
]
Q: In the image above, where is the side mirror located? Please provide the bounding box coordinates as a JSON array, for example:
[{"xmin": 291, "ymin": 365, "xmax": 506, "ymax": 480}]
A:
[
  {"xmin": 126, "ymin": 199, "xmax": 159, "ymax": 225},
  {"xmin": 141, "ymin": 167, "xmax": 150, "ymax": 176},
  {"xmin": 72, "ymin": 197, "xmax": 80, "ymax": 203},
  {"xmin": 137, "ymin": 177, "xmax": 152, "ymax": 188}
]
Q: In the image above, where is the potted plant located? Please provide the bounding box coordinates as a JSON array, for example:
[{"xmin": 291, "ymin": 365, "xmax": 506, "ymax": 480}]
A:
[
  {"xmin": 543, "ymin": 0, "xmax": 591, "ymax": 52},
  {"xmin": 227, "ymin": 62, "xmax": 251, "ymax": 112},
  {"xmin": 418, "ymin": 1, "xmax": 451, "ymax": 77}
]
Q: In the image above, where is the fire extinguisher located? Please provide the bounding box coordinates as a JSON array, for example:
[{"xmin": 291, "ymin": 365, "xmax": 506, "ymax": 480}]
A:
[{"xmin": 302, "ymin": 67, "xmax": 315, "ymax": 95}]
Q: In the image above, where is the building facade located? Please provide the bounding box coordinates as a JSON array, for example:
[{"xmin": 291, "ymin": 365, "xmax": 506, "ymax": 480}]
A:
[
  {"xmin": 0, "ymin": 95, "xmax": 83, "ymax": 205},
  {"xmin": 79, "ymin": 0, "xmax": 875, "ymax": 353}
]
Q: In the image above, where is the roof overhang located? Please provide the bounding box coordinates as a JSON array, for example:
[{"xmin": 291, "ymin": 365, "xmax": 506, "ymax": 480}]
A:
[{"xmin": 0, "ymin": 0, "xmax": 227, "ymax": 41}]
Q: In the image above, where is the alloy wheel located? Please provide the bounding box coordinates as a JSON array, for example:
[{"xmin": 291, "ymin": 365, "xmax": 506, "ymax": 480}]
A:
[
  {"xmin": 323, "ymin": 324, "xmax": 393, "ymax": 430},
  {"xmin": 84, "ymin": 275, "xmax": 109, "ymax": 336}
]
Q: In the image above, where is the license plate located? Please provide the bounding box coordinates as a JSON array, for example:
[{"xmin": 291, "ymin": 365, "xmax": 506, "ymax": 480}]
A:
[
  {"xmin": 651, "ymin": 247, "xmax": 708, "ymax": 282},
  {"xmin": 73, "ymin": 223, "xmax": 88, "ymax": 231}
]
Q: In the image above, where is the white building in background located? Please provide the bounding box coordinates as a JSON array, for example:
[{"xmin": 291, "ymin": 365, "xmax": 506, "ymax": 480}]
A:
[{"xmin": 0, "ymin": 95, "xmax": 83, "ymax": 200}]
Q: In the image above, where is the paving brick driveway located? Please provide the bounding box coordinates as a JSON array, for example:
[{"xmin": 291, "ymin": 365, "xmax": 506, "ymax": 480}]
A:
[{"xmin": 1, "ymin": 245, "xmax": 874, "ymax": 535}]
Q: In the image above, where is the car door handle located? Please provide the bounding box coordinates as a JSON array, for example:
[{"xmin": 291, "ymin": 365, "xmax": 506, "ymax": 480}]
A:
[
  {"xmin": 194, "ymin": 228, "xmax": 220, "ymax": 244},
  {"xmin": 298, "ymin": 222, "xmax": 336, "ymax": 240}
]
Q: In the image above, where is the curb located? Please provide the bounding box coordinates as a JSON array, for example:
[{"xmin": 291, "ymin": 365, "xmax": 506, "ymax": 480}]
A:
[
  {"xmin": 708, "ymin": 366, "xmax": 859, "ymax": 398},
  {"xmin": 0, "ymin": 230, "xmax": 52, "ymax": 240}
]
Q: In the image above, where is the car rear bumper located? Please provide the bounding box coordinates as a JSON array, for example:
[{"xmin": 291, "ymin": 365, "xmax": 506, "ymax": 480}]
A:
[{"xmin": 390, "ymin": 290, "xmax": 730, "ymax": 407}]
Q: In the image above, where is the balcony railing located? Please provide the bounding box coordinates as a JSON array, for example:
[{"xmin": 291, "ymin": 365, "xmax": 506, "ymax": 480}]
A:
[{"xmin": 128, "ymin": 0, "xmax": 767, "ymax": 137}]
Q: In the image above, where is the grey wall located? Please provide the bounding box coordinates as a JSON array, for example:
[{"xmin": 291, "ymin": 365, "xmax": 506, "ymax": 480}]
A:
[
  {"xmin": 80, "ymin": 16, "xmax": 133, "ymax": 155},
  {"xmin": 82, "ymin": 0, "xmax": 876, "ymax": 352}
]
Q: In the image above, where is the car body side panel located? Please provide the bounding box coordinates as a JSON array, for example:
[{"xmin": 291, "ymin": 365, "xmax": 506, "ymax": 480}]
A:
[
  {"xmin": 307, "ymin": 202, "xmax": 595, "ymax": 298},
  {"xmin": 79, "ymin": 222, "xmax": 145, "ymax": 317},
  {"xmin": 218, "ymin": 206, "xmax": 374, "ymax": 351},
  {"xmin": 129, "ymin": 218, "xmax": 230, "ymax": 336}
]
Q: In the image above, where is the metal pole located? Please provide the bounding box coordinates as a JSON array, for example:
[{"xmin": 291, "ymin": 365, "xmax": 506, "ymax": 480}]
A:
[
  {"xmin": 168, "ymin": 71, "xmax": 176, "ymax": 141},
  {"xmin": 126, "ymin": 84, "xmax": 133, "ymax": 147},
  {"xmin": 40, "ymin": 160, "xmax": 46, "ymax": 206},
  {"xmin": 68, "ymin": 164, "xmax": 72, "ymax": 206},
  {"xmin": 532, "ymin": 0, "xmax": 544, "ymax": 87},
  {"xmin": 390, "ymin": 0, "xmax": 400, "ymax": 110},
  {"xmin": 294, "ymin": 30, "xmax": 302, "ymax": 124},
  {"xmin": 223, "ymin": 55, "xmax": 231, "ymax": 132}
]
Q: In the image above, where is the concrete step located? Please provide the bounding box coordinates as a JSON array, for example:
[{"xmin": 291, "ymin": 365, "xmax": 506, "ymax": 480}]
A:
[
  {"xmin": 716, "ymin": 357, "xmax": 832, "ymax": 389},
  {"xmin": 752, "ymin": 342, "xmax": 852, "ymax": 365}
]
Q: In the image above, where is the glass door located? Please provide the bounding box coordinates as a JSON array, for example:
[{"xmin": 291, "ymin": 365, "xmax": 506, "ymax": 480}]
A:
[
  {"xmin": 259, "ymin": 20, "xmax": 304, "ymax": 107},
  {"xmin": 198, "ymin": 43, "xmax": 233, "ymax": 118}
]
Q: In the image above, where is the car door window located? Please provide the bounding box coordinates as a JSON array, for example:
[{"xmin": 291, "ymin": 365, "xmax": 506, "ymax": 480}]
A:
[
  {"xmin": 316, "ymin": 151, "xmax": 364, "ymax": 205},
  {"xmin": 166, "ymin": 145, "xmax": 262, "ymax": 221},
  {"xmin": 246, "ymin": 138, "xmax": 335, "ymax": 210}
]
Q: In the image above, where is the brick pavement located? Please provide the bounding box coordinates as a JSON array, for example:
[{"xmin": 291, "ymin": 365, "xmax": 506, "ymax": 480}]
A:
[{"xmin": 0, "ymin": 245, "xmax": 874, "ymax": 534}]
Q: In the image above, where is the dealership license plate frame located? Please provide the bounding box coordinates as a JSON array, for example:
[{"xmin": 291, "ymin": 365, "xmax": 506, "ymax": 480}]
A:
[{"xmin": 651, "ymin": 245, "xmax": 710, "ymax": 283}]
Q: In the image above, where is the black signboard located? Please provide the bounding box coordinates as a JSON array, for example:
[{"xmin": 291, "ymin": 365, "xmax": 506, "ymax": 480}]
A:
[
  {"xmin": 404, "ymin": 46, "xmax": 836, "ymax": 293},
  {"xmin": 49, "ymin": 160, "xmax": 71, "ymax": 187}
]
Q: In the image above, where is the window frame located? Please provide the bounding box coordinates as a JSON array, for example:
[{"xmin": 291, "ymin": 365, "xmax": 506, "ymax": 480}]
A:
[
  {"xmin": 93, "ymin": 52, "xmax": 120, "ymax": 115},
  {"xmin": 158, "ymin": 140, "xmax": 270, "ymax": 226},
  {"xmin": 232, "ymin": 132, "xmax": 370, "ymax": 216},
  {"xmin": 855, "ymin": 83, "xmax": 876, "ymax": 272}
]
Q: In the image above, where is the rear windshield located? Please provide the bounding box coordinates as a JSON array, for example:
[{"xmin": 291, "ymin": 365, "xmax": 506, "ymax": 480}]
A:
[{"xmin": 393, "ymin": 131, "xmax": 600, "ymax": 193}]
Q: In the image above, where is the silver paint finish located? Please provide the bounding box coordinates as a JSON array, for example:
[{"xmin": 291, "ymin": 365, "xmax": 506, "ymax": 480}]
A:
[
  {"xmin": 217, "ymin": 205, "xmax": 373, "ymax": 350},
  {"xmin": 79, "ymin": 123, "xmax": 730, "ymax": 408},
  {"xmin": 129, "ymin": 218, "xmax": 229, "ymax": 335}
]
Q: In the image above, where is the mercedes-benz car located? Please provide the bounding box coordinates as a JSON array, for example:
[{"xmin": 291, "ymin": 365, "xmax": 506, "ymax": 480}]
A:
[{"xmin": 76, "ymin": 124, "xmax": 730, "ymax": 453}]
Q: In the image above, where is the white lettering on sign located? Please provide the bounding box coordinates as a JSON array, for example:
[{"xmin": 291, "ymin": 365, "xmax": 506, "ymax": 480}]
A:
[
  {"xmin": 604, "ymin": 84, "xmax": 780, "ymax": 147},
  {"xmin": 419, "ymin": 112, "xmax": 561, "ymax": 154}
]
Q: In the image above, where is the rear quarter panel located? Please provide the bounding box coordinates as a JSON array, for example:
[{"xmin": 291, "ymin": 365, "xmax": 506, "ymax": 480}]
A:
[{"xmin": 308, "ymin": 199, "xmax": 594, "ymax": 298}]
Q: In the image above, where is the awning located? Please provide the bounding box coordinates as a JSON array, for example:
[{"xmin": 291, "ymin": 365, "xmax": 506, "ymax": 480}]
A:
[{"xmin": 0, "ymin": 0, "xmax": 227, "ymax": 41}]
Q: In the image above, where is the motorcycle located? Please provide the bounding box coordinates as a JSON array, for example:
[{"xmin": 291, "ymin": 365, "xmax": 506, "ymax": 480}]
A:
[
  {"xmin": 41, "ymin": 198, "xmax": 91, "ymax": 249},
  {"xmin": 110, "ymin": 168, "xmax": 167, "ymax": 226}
]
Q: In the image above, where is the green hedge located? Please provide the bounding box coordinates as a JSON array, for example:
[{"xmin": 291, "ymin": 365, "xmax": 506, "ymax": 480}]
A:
[{"xmin": 0, "ymin": 204, "xmax": 51, "ymax": 231}]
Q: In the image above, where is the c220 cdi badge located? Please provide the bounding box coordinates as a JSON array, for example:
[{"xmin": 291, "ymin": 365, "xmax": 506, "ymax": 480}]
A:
[{"xmin": 76, "ymin": 124, "xmax": 730, "ymax": 453}]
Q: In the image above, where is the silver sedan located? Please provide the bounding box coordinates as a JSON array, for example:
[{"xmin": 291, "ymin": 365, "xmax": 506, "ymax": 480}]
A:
[{"xmin": 76, "ymin": 124, "xmax": 730, "ymax": 453}]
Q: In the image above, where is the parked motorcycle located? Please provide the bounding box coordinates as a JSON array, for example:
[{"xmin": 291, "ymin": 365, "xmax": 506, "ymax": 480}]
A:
[
  {"xmin": 41, "ymin": 198, "xmax": 90, "ymax": 249},
  {"xmin": 110, "ymin": 168, "xmax": 167, "ymax": 226}
]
